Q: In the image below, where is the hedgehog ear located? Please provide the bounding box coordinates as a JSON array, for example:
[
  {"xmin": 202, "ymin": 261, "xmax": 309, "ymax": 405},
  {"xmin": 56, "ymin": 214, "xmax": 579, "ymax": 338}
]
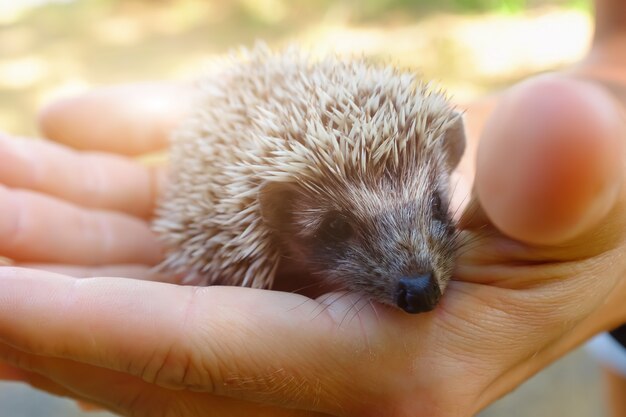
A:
[
  {"xmin": 259, "ymin": 182, "xmax": 299, "ymax": 231},
  {"xmin": 443, "ymin": 111, "xmax": 466, "ymax": 171}
]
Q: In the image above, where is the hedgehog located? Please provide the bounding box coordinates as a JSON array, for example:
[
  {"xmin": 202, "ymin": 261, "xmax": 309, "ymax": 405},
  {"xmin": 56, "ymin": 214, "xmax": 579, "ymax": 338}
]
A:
[{"xmin": 153, "ymin": 44, "xmax": 466, "ymax": 314}]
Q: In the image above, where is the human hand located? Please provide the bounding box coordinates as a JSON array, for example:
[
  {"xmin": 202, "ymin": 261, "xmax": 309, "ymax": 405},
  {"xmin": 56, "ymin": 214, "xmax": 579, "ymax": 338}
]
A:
[
  {"xmin": 0, "ymin": 83, "xmax": 197, "ymax": 279},
  {"xmin": 0, "ymin": 76, "xmax": 625, "ymax": 417},
  {"xmin": 0, "ymin": 83, "xmax": 332, "ymax": 417}
]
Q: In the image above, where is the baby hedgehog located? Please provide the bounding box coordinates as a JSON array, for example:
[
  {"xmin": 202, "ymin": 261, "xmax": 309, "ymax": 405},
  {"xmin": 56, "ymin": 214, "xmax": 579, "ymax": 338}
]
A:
[{"xmin": 154, "ymin": 44, "xmax": 466, "ymax": 314}]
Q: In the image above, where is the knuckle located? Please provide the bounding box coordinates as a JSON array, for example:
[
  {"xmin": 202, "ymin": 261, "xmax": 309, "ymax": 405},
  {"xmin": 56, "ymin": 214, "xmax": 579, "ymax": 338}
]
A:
[
  {"xmin": 0, "ymin": 188, "xmax": 27, "ymax": 255},
  {"xmin": 136, "ymin": 287, "xmax": 221, "ymax": 393},
  {"xmin": 79, "ymin": 154, "xmax": 108, "ymax": 207},
  {"xmin": 117, "ymin": 390, "xmax": 178, "ymax": 417}
]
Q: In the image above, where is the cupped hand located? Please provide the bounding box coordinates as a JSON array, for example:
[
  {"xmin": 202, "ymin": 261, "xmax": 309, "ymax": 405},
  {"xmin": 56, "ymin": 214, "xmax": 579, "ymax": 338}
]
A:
[{"xmin": 0, "ymin": 76, "xmax": 625, "ymax": 417}]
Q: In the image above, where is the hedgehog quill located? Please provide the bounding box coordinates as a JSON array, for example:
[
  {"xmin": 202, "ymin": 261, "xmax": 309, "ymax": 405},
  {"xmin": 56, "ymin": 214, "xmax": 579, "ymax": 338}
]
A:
[{"xmin": 154, "ymin": 44, "xmax": 466, "ymax": 314}]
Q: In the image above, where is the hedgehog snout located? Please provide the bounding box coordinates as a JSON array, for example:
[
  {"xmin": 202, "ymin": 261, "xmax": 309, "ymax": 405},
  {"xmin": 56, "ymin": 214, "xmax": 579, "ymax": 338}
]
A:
[{"xmin": 394, "ymin": 274, "xmax": 441, "ymax": 314}]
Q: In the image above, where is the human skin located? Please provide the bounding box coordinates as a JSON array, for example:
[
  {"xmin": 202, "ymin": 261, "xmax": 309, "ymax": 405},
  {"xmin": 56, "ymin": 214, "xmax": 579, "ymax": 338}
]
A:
[
  {"xmin": 1, "ymin": 8, "xmax": 626, "ymax": 415},
  {"xmin": 575, "ymin": 2, "xmax": 626, "ymax": 413},
  {"xmin": 0, "ymin": 72, "xmax": 623, "ymax": 417}
]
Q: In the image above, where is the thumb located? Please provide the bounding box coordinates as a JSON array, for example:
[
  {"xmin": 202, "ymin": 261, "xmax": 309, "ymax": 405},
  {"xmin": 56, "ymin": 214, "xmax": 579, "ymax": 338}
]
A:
[{"xmin": 462, "ymin": 75, "xmax": 625, "ymax": 246}]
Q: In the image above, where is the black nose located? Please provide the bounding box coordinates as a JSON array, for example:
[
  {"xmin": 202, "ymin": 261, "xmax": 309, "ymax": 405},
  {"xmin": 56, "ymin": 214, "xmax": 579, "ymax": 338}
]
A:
[{"xmin": 395, "ymin": 275, "xmax": 441, "ymax": 314}]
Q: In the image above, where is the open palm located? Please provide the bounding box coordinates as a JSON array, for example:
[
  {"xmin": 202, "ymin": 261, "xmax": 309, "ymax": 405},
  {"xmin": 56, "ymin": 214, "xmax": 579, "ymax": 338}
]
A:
[{"xmin": 0, "ymin": 76, "xmax": 625, "ymax": 417}]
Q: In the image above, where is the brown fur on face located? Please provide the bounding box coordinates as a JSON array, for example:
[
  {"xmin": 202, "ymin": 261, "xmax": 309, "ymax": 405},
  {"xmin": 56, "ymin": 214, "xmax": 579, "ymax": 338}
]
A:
[{"xmin": 261, "ymin": 148, "xmax": 459, "ymax": 308}]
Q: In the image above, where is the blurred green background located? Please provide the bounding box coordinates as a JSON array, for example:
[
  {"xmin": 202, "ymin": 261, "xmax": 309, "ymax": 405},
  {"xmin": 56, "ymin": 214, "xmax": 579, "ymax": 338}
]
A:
[
  {"xmin": 0, "ymin": 0, "xmax": 608, "ymax": 416},
  {"xmin": 1, "ymin": 0, "xmax": 594, "ymax": 135}
]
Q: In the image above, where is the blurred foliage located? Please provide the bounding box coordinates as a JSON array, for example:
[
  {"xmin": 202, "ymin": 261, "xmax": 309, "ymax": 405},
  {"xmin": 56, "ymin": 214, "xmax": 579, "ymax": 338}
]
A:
[
  {"xmin": 18, "ymin": 0, "xmax": 592, "ymax": 25},
  {"xmin": 339, "ymin": 0, "xmax": 591, "ymax": 18},
  {"xmin": 198, "ymin": 0, "xmax": 593, "ymax": 21},
  {"xmin": 447, "ymin": 0, "xmax": 590, "ymax": 13},
  {"xmin": 206, "ymin": 0, "xmax": 593, "ymax": 22},
  {"xmin": 0, "ymin": 0, "xmax": 592, "ymax": 136}
]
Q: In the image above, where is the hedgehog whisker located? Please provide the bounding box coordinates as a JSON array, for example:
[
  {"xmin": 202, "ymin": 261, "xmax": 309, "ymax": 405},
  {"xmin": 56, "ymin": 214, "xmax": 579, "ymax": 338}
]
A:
[
  {"xmin": 310, "ymin": 291, "xmax": 352, "ymax": 322},
  {"xmin": 338, "ymin": 296, "xmax": 362, "ymax": 329},
  {"xmin": 287, "ymin": 295, "xmax": 323, "ymax": 313},
  {"xmin": 450, "ymin": 190, "xmax": 471, "ymax": 221},
  {"xmin": 454, "ymin": 231, "xmax": 501, "ymax": 257},
  {"xmin": 339, "ymin": 297, "xmax": 378, "ymax": 352},
  {"xmin": 457, "ymin": 233, "xmax": 494, "ymax": 250},
  {"xmin": 289, "ymin": 281, "xmax": 325, "ymax": 294},
  {"xmin": 368, "ymin": 299, "xmax": 381, "ymax": 325},
  {"xmin": 349, "ymin": 297, "xmax": 374, "ymax": 353},
  {"xmin": 343, "ymin": 295, "xmax": 372, "ymax": 329}
]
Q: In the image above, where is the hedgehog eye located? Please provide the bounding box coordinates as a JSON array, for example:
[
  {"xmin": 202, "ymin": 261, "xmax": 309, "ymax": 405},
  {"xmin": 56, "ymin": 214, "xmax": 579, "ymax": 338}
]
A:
[
  {"xmin": 319, "ymin": 212, "xmax": 354, "ymax": 241},
  {"xmin": 432, "ymin": 193, "xmax": 448, "ymax": 222}
]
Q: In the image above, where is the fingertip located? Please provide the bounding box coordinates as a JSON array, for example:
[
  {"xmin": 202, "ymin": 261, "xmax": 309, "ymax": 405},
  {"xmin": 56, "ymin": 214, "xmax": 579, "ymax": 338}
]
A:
[
  {"xmin": 37, "ymin": 82, "xmax": 194, "ymax": 155},
  {"xmin": 77, "ymin": 401, "xmax": 103, "ymax": 412},
  {"xmin": 475, "ymin": 74, "xmax": 624, "ymax": 245},
  {"xmin": 37, "ymin": 97, "xmax": 66, "ymax": 144}
]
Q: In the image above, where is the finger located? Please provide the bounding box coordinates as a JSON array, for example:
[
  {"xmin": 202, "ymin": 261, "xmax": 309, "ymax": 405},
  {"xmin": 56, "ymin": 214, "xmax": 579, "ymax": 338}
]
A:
[
  {"xmin": 0, "ymin": 134, "xmax": 164, "ymax": 218},
  {"xmin": 0, "ymin": 361, "xmax": 100, "ymax": 407},
  {"xmin": 0, "ymin": 186, "xmax": 161, "ymax": 264},
  {"xmin": 8, "ymin": 370, "xmax": 90, "ymax": 402},
  {"xmin": 0, "ymin": 268, "xmax": 378, "ymax": 414},
  {"xmin": 0, "ymin": 343, "xmax": 331, "ymax": 417},
  {"xmin": 16, "ymin": 264, "xmax": 177, "ymax": 282},
  {"xmin": 0, "ymin": 362, "xmax": 28, "ymax": 381},
  {"xmin": 77, "ymin": 401, "xmax": 103, "ymax": 412},
  {"xmin": 39, "ymin": 83, "xmax": 194, "ymax": 156},
  {"xmin": 474, "ymin": 75, "xmax": 625, "ymax": 245}
]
